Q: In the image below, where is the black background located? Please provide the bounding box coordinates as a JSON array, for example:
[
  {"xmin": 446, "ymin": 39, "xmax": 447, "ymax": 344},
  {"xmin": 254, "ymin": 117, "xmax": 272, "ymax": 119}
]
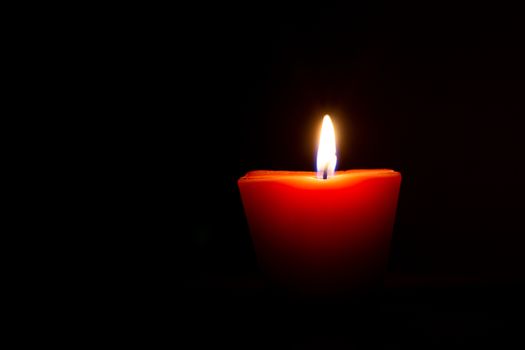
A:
[
  {"xmin": 158, "ymin": 2, "xmax": 525, "ymax": 283},
  {"xmin": 121, "ymin": 2, "xmax": 525, "ymax": 347}
]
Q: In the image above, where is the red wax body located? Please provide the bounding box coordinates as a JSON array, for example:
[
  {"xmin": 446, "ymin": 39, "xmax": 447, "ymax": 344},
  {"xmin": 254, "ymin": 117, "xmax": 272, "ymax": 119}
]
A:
[{"xmin": 238, "ymin": 169, "xmax": 401, "ymax": 294}]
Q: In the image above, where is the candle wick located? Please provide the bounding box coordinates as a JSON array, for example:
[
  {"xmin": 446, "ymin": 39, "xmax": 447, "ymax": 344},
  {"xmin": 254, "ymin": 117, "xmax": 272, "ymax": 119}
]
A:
[{"xmin": 323, "ymin": 168, "xmax": 328, "ymax": 180}]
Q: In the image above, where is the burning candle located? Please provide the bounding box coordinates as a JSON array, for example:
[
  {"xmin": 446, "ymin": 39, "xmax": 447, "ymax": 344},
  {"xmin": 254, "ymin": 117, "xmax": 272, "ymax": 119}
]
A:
[{"xmin": 238, "ymin": 115, "xmax": 401, "ymax": 294}]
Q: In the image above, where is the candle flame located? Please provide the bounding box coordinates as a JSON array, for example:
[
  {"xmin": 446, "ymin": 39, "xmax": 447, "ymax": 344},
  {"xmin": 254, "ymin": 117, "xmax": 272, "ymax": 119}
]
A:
[{"xmin": 317, "ymin": 115, "xmax": 337, "ymax": 179}]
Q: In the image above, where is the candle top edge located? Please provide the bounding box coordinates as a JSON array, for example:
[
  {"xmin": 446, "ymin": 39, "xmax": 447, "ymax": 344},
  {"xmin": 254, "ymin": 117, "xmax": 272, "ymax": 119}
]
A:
[{"xmin": 239, "ymin": 169, "xmax": 399, "ymax": 181}]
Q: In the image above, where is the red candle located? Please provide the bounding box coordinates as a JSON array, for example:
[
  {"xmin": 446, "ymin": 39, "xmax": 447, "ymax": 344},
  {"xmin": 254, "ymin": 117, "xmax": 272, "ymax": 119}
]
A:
[{"xmin": 238, "ymin": 116, "xmax": 401, "ymax": 294}]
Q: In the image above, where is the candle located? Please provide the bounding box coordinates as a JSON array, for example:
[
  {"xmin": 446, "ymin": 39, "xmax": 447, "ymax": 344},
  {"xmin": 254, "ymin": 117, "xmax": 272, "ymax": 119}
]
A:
[{"xmin": 238, "ymin": 115, "xmax": 401, "ymax": 294}]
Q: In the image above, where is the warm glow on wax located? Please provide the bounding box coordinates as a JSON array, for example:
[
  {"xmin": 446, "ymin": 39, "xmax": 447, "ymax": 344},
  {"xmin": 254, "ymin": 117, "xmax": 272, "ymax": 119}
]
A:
[{"xmin": 316, "ymin": 115, "xmax": 337, "ymax": 179}]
